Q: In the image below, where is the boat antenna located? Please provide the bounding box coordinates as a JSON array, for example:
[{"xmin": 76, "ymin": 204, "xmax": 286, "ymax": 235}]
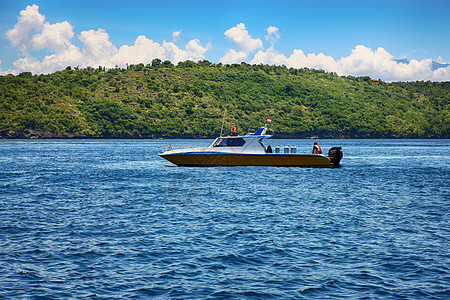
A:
[{"xmin": 220, "ymin": 97, "xmax": 229, "ymax": 137}]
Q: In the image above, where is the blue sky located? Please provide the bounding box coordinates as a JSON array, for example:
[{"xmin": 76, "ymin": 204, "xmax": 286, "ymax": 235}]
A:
[{"xmin": 1, "ymin": 0, "xmax": 449, "ymax": 81}]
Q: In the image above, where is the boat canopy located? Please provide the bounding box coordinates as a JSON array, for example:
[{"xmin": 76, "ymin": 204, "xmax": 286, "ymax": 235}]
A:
[
  {"xmin": 208, "ymin": 126, "xmax": 271, "ymax": 150},
  {"xmin": 253, "ymin": 126, "xmax": 268, "ymax": 136}
]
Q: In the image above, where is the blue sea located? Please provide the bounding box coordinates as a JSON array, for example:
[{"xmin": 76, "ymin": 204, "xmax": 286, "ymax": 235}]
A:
[{"xmin": 0, "ymin": 139, "xmax": 449, "ymax": 299}]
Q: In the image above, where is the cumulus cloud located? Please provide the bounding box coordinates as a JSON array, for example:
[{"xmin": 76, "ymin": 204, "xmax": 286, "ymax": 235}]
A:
[
  {"xmin": 220, "ymin": 23, "xmax": 263, "ymax": 64},
  {"xmin": 2, "ymin": 5, "xmax": 211, "ymax": 74},
  {"xmin": 79, "ymin": 29, "xmax": 118, "ymax": 67},
  {"xmin": 251, "ymin": 46, "xmax": 286, "ymax": 66},
  {"xmin": 337, "ymin": 45, "xmax": 434, "ymax": 81},
  {"xmin": 220, "ymin": 49, "xmax": 249, "ymax": 64},
  {"xmin": 250, "ymin": 46, "xmax": 339, "ymax": 73},
  {"xmin": 31, "ymin": 21, "xmax": 74, "ymax": 52},
  {"xmin": 171, "ymin": 30, "xmax": 182, "ymax": 42},
  {"xmin": 217, "ymin": 23, "xmax": 449, "ymax": 81},
  {"xmin": 110, "ymin": 36, "xmax": 210, "ymax": 67},
  {"xmin": 247, "ymin": 43, "xmax": 449, "ymax": 82},
  {"xmin": 185, "ymin": 39, "xmax": 211, "ymax": 61},
  {"xmin": 287, "ymin": 49, "xmax": 339, "ymax": 71},
  {"xmin": 2, "ymin": 5, "xmax": 449, "ymax": 81},
  {"xmin": 265, "ymin": 26, "xmax": 280, "ymax": 42},
  {"xmin": 13, "ymin": 45, "xmax": 82, "ymax": 74},
  {"xmin": 5, "ymin": 4, "xmax": 45, "ymax": 54},
  {"xmin": 223, "ymin": 23, "xmax": 263, "ymax": 52},
  {"xmin": 431, "ymin": 65, "xmax": 450, "ymax": 81}
]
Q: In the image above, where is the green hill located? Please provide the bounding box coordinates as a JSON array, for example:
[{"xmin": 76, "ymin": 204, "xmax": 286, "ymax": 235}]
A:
[{"xmin": 0, "ymin": 60, "xmax": 448, "ymax": 138}]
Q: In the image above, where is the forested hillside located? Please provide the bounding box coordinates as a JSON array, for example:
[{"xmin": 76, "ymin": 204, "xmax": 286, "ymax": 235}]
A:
[{"xmin": 0, "ymin": 60, "xmax": 448, "ymax": 138}]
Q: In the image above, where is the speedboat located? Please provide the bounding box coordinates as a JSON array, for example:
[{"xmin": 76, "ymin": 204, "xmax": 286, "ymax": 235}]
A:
[{"xmin": 158, "ymin": 125, "xmax": 342, "ymax": 167}]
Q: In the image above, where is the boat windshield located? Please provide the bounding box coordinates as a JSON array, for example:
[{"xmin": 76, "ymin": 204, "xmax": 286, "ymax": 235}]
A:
[
  {"xmin": 213, "ymin": 138, "xmax": 246, "ymax": 147},
  {"xmin": 258, "ymin": 138, "xmax": 267, "ymax": 152}
]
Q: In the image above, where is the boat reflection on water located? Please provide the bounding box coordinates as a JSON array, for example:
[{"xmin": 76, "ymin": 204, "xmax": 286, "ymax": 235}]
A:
[{"xmin": 158, "ymin": 125, "xmax": 343, "ymax": 167}]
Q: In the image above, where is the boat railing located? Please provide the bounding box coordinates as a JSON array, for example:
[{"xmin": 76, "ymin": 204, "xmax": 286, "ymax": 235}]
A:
[{"xmin": 157, "ymin": 145, "xmax": 190, "ymax": 153}]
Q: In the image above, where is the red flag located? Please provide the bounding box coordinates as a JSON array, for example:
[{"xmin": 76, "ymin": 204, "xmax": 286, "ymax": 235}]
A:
[{"xmin": 267, "ymin": 117, "xmax": 272, "ymax": 122}]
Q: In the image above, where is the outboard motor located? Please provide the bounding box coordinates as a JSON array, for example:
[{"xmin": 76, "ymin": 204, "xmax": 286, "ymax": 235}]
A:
[{"xmin": 328, "ymin": 147, "xmax": 343, "ymax": 166}]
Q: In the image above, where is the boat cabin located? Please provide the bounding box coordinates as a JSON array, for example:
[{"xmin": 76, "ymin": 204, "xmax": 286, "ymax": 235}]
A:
[{"xmin": 209, "ymin": 126, "xmax": 271, "ymax": 154}]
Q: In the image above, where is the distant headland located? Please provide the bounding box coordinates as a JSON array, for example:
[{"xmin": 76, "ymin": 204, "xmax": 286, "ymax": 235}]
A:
[{"xmin": 1, "ymin": 61, "xmax": 448, "ymax": 139}]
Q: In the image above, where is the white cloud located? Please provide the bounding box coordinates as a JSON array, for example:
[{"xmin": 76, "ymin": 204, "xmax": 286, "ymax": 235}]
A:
[
  {"xmin": 2, "ymin": 6, "xmax": 449, "ymax": 81},
  {"xmin": 2, "ymin": 5, "xmax": 211, "ymax": 74},
  {"xmin": 79, "ymin": 29, "xmax": 118, "ymax": 67},
  {"xmin": 31, "ymin": 21, "xmax": 74, "ymax": 52},
  {"xmin": 5, "ymin": 4, "xmax": 45, "ymax": 54},
  {"xmin": 220, "ymin": 49, "xmax": 249, "ymax": 64},
  {"xmin": 162, "ymin": 39, "xmax": 210, "ymax": 63},
  {"xmin": 217, "ymin": 23, "xmax": 449, "ymax": 81},
  {"xmin": 251, "ymin": 46, "xmax": 286, "ymax": 65},
  {"xmin": 13, "ymin": 56, "xmax": 40, "ymax": 72},
  {"xmin": 110, "ymin": 36, "xmax": 210, "ymax": 67},
  {"xmin": 287, "ymin": 49, "xmax": 339, "ymax": 72},
  {"xmin": 13, "ymin": 45, "xmax": 82, "ymax": 74},
  {"xmin": 110, "ymin": 35, "xmax": 165, "ymax": 66},
  {"xmin": 247, "ymin": 43, "xmax": 449, "ymax": 82},
  {"xmin": 339, "ymin": 45, "xmax": 394, "ymax": 76},
  {"xmin": 337, "ymin": 45, "xmax": 437, "ymax": 81},
  {"xmin": 223, "ymin": 23, "xmax": 263, "ymax": 52},
  {"xmin": 38, "ymin": 45, "xmax": 83, "ymax": 72},
  {"xmin": 185, "ymin": 39, "xmax": 211, "ymax": 61},
  {"xmin": 265, "ymin": 26, "xmax": 280, "ymax": 41},
  {"xmin": 250, "ymin": 47, "xmax": 339, "ymax": 72},
  {"xmin": 220, "ymin": 23, "xmax": 263, "ymax": 64},
  {"xmin": 171, "ymin": 30, "xmax": 182, "ymax": 42},
  {"xmin": 163, "ymin": 41, "xmax": 187, "ymax": 62},
  {"xmin": 431, "ymin": 65, "xmax": 450, "ymax": 81}
]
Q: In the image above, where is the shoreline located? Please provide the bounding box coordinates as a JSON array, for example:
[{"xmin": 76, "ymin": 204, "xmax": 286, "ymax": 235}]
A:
[{"xmin": 1, "ymin": 129, "xmax": 447, "ymax": 140}]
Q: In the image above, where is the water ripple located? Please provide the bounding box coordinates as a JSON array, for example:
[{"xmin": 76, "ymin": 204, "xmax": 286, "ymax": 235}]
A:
[{"xmin": 0, "ymin": 139, "xmax": 448, "ymax": 299}]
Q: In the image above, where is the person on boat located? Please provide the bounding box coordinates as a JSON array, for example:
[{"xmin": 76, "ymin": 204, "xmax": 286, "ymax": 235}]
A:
[
  {"xmin": 312, "ymin": 142, "xmax": 322, "ymax": 154},
  {"xmin": 230, "ymin": 123, "xmax": 238, "ymax": 136}
]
